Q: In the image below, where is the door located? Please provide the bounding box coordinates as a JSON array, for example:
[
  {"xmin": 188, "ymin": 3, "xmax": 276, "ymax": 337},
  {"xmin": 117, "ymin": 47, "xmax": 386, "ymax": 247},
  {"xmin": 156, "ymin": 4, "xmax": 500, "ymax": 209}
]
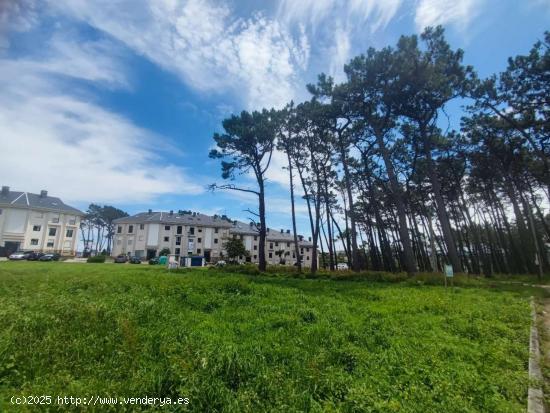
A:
[
  {"xmin": 2, "ymin": 242, "xmax": 20, "ymax": 256},
  {"xmin": 204, "ymin": 250, "xmax": 211, "ymax": 262},
  {"xmin": 147, "ymin": 249, "xmax": 156, "ymax": 259}
]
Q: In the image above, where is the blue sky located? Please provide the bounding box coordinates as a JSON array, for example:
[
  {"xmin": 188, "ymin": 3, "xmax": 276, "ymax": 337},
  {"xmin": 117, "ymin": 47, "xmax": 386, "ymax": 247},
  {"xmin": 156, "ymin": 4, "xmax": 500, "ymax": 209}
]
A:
[{"xmin": 0, "ymin": 0, "xmax": 548, "ymax": 237}]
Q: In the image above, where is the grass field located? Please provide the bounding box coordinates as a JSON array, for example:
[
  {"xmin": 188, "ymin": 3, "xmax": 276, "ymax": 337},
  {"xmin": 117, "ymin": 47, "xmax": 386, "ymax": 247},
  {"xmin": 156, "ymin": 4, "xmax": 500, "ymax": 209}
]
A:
[{"xmin": 0, "ymin": 262, "xmax": 533, "ymax": 412}]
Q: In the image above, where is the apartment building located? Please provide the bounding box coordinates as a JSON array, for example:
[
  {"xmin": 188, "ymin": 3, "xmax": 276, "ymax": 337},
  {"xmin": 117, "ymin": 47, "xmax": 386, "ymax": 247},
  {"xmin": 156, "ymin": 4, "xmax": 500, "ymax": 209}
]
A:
[
  {"xmin": 0, "ymin": 186, "xmax": 84, "ymax": 256},
  {"xmin": 112, "ymin": 210, "xmax": 316, "ymax": 267}
]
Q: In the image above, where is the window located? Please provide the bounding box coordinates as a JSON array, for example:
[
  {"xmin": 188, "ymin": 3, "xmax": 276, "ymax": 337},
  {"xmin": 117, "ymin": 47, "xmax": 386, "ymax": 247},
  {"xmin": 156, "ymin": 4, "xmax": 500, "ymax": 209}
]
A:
[
  {"xmin": 165, "ymin": 225, "xmax": 171, "ymax": 231},
  {"xmin": 269, "ymin": 252, "xmax": 272, "ymax": 258},
  {"xmin": 0, "ymin": 209, "xmax": 2, "ymax": 215},
  {"xmin": 269, "ymin": 243, "xmax": 273, "ymax": 249},
  {"xmin": 253, "ymin": 245, "xmax": 257, "ymax": 250},
  {"xmin": 253, "ymin": 255, "xmax": 257, "ymax": 259},
  {"xmin": 48, "ymin": 228, "xmax": 56, "ymax": 236},
  {"xmin": 189, "ymin": 227, "xmax": 195, "ymax": 235},
  {"xmin": 254, "ymin": 235, "xmax": 257, "ymax": 241},
  {"xmin": 307, "ymin": 256, "xmax": 310, "ymax": 260},
  {"xmin": 198, "ymin": 228, "xmax": 202, "ymax": 232},
  {"xmin": 52, "ymin": 217, "xmax": 59, "ymax": 223},
  {"xmin": 117, "ymin": 240, "xmax": 122, "ymax": 245},
  {"xmin": 66, "ymin": 229, "xmax": 73, "ymax": 238},
  {"xmin": 275, "ymin": 242, "xmax": 279, "ymax": 247},
  {"xmin": 117, "ymin": 226, "xmax": 122, "ymax": 234},
  {"xmin": 175, "ymin": 248, "xmax": 180, "ymax": 255},
  {"xmin": 176, "ymin": 236, "xmax": 181, "ymax": 246},
  {"xmin": 214, "ymin": 228, "xmax": 219, "ymax": 234},
  {"xmin": 33, "ymin": 225, "xmax": 41, "ymax": 231},
  {"xmin": 128, "ymin": 239, "xmax": 133, "ymax": 245},
  {"xmin": 287, "ymin": 242, "xmax": 290, "ymax": 247},
  {"xmin": 164, "ymin": 236, "xmax": 169, "ymax": 242},
  {"xmin": 31, "ymin": 239, "xmax": 38, "ymax": 246},
  {"xmin": 197, "ymin": 248, "xmax": 201, "ymax": 254},
  {"xmin": 47, "ymin": 241, "xmax": 54, "ymax": 248},
  {"xmin": 69, "ymin": 219, "xmax": 76, "ymax": 225},
  {"xmin": 128, "ymin": 225, "xmax": 133, "ymax": 233},
  {"xmin": 214, "ymin": 238, "xmax": 218, "ymax": 244},
  {"xmin": 306, "ymin": 248, "xmax": 310, "ymax": 252},
  {"xmin": 140, "ymin": 224, "xmax": 144, "ymax": 230},
  {"xmin": 177, "ymin": 226, "xmax": 182, "ymax": 234},
  {"xmin": 300, "ymin": 248, "xmax": 304, "ymax": 254},
  {"xmin": 197, "ymin": 238, "xmax": 202, "ymax": 243},
  {"xmin": 138, "ymin": 235, "xmax": 144, "ymax": 241}
]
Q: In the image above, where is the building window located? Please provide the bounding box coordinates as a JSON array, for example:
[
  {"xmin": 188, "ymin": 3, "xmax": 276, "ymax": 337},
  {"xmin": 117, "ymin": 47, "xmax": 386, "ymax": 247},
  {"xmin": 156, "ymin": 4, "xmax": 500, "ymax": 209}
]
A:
[
  {"xmin": 164, "ymin": 236, "xmax": 169, "ymax": 242},
  {"xmin": 33, "ymin": 225, "xmax": 41, "ymax": 231},
  {"xmin": 138, "ymin": 235, "xmax": 144, "ymax": 241},
  {"xmin": 48, "ymin": 228, "xmax": 56, "ymax": 236},
  {"xmin": 165, "ymin": 225, "xmax": 171, "ymax": 230},
  {"xmin": 197, "ymin": 238, "xmax": 202, "ymax": 243},
  {"xmin": 117, "ymin": 240, "xmax": 122, "ymax": 245},
  {"xmin": 269, "ymin": 252, "xmax": 272, "ymax": 258},
  {"xmin": 307, "ymin": 256, "xmax": 310, "ymax": 260},
  {"xmin": 176, "ymin": 236, "xmax": 181, "ymax": 246},
  {"xmin": 253, "ymin": 255, "xmax": 257, "ymax": 259},
  {"xmin": 301, "ymin": 248, "xmax": 304, "ymax": 254},
  {"xmin": 254, "ymin": 245, "xmax": 257, "ymax": 250},
  {"xmin": 275, "ymin": 242, "xmax": 279, "ymax": 247},
  {"xmin": 31, "ymin": 239, "xmax": 39, "ymax": 246},
  {"xmin": 269, "ymin": 243, "xmax": 273, "ymax": 249},
  {"xmin": 254, "ymin": 235, "xmax": 257, "ymax": 241},
  {"xmin": 214, "ymin": 238, "xmax": 218, "ymax": 244},
  {"xmin": 66, "ymin": 229, "xmax": 73, "ymax": 238},
  {"xmin": 140, "ymin": 224, "xmax": 144, "ymax": 230},
  {"xmin": 117, "ymin": 226, "xmax": 122, "ymax": 234},
  {"xmin": 0, "ymin": 209, "xmax": 2, "ymax": 215},
  {"xmin": 47, "ymin": 241, "xmax": 54, "ymax": 248},
  {"xmin": 128, "ymin": 240, "xmax": 133, "ymax": 245},
  {"xmin": 52, "ymin": 217, "xmax": 59, "ymax": 223},
  {"xmin": 214, "ymin": 228, "xmax": 219, "ymax": 234},
  {"xmin": 69, "ymin": 219, "xmax": 76, "ymax": 225},
  {"xmin": 128, "ymin": 225, "xmax": 133, "ymax": 234},
  {"xmin": 197, "ymin": 248, "xmax": 201, "ymax": 254},
  {"xmin": 306, "ymin": 248, "xmax": 310, "ymax": 252},
  {"xmin": 198, "ymin": 228, "xmax": 202, "ymax": 232},
  {"xmin": 177, "ymin": 226, "xmax": 182, "ymax": 234},
  {"xmin": 175, "ymin": 248, "xmax": 180, "ymax": 255},
  {"xmin": 287, "ymin": 242, "xmax": 290, "ymax": 247},
  {"xmin": 189, "ymin": 227, "xmax": 195, "ymax": 235}
]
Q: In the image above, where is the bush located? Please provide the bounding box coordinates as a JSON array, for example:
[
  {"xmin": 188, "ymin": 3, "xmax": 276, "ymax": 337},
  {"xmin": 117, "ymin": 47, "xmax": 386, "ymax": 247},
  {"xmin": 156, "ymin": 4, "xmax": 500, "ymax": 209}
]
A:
[
  {"xmin": 87, "ymin": 255, "xmax": 106, "ymax": 263},
  {"xmin": 159, "ymin": 248, "xmax": 170, "ymax": 256}
]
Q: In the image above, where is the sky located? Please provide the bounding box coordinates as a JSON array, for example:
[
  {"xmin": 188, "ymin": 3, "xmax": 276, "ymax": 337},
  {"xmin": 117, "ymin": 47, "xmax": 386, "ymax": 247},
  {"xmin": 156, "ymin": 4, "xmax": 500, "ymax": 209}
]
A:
[{"xmin": 0, "ymin": 0, "xmax": 549, "ymax": 237}]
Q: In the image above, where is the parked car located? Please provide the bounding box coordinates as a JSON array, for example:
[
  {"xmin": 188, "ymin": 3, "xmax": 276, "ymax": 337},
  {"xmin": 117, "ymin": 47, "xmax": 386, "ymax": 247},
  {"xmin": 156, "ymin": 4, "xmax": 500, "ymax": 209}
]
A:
[
  {"xmin": 148, "ymin": 257, "xmax": 159, "ymax": 265},
  {"xmin": 114, "ymin": 255, "xmax": 128, "ymax": 263},
  {"xmin": 336, "ymin": 262, "xmax": 349, "ymax": 270},
  {"xmin": 129, "ymin": 256, "xmax": 142, "ymax": 264},
  {"xmin": 26, "ymin": 252, "xmax": 45, "ymax": 261},
  {"xmin": 216, "ymin": 260, "xmax": 226, "ymax": 267},
  {"xmin": 8, "ymin": 251, "xmax": 30, "ymax": 260},
  {"xmin": 39, "ymin": 253, "xmax": 60, "ymax": 261}
]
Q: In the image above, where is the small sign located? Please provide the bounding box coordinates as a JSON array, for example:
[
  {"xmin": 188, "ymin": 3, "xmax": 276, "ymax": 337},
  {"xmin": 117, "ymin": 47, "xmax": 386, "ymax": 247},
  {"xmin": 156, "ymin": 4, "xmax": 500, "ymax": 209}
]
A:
[{"xmin": 444, "ymin": 265, "xmax": 454, "ymax": 278}]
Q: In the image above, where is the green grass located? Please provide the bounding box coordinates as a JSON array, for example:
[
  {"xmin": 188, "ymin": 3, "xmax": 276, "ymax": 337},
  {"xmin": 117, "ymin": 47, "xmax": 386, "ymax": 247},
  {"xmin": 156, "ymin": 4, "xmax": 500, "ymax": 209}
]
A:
[{"xmin": 0, "ymin": 262, "xmax": 533, "ymax": 412}]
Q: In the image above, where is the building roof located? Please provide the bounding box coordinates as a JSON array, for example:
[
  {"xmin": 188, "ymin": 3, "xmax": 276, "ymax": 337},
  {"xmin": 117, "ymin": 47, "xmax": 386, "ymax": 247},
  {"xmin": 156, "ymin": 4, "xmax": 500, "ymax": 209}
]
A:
[
  {"xmin": 114, "ymin": 211, "xmax": 235, "ymax": 227},
  {"xmin": 0, "ymin": 188, "xmax": 84, "ymax": 215}
]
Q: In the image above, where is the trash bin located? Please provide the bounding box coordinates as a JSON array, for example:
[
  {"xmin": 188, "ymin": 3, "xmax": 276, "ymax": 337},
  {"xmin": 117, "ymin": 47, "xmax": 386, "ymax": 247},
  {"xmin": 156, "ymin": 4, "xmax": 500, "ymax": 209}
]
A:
[{"xmin": 159, "ymin": 256, "xmax": 168, "ymax": 265}]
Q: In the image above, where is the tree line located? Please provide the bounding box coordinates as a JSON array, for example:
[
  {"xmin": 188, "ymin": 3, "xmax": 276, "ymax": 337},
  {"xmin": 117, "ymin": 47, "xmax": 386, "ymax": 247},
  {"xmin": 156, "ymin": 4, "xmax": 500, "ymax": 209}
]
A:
[
  {"xmin": 80, "ymin": 204, "xmax": 128, "ymax": 256},
  {"xmin": 210, "ymin": 26, "xmax": 550, "ymax": 277}
]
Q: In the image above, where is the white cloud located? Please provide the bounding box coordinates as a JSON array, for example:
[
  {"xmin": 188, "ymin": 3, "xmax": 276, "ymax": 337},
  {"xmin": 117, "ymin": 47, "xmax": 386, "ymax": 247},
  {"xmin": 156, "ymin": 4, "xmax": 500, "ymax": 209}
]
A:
[
  {"xmin": 328, "ymin": 23, "xmax": 352, "ymax": 81},
  {"xmin": 277, "ymin": 0, "xmax": 402, "ymax": 33},
  {"xmin": 47, "ymin": 0, "xmax": 309, "ymax": 109},
  {"xmin": 0, "ymin": 40, "xmax": 203, "ymax": 204},
  {"xmin": 415, "ymin": 0, "xmax": 484, "ymax": 31}
]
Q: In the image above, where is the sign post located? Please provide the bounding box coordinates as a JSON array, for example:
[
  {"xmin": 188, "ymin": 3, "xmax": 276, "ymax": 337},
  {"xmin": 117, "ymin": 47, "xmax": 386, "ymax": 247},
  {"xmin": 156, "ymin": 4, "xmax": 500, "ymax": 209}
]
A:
[{"xmin": 444, "ymin": 264, "xmax": 454, "ymax": 288}]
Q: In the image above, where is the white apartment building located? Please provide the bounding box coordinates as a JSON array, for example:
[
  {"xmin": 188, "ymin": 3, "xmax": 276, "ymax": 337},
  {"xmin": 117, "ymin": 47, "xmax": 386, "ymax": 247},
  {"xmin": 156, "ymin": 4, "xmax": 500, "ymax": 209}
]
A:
[
  {"xmin": 112, "ymin": 210, "xmax": 316, "ymax": 267},
  {"xmin": 0, "ymin": 186, "xmax": 84, "ymax": 256}
]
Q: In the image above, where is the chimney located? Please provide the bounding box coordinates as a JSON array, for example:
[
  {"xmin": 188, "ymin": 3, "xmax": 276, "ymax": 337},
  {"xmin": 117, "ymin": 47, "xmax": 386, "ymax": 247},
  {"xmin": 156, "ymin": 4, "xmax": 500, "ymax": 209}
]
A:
[
  {"xmin": 169, "ymin": 210, "xmax": 173, "ymax": 216},
  {"xmin": 40, "ymin": 190, "xmax": 48, "ymax": 198},
  {"xmin": 308, "ymin": 237, "xmax": 312, "ymax": 241},
  {"xmin": 286, "ymin": 229, "xmax": 290, "ymax": 234},
  {"xmin": 299, "ymin": 235, "xmax": 303, "ymax": 241},
  {"xmin": 1, "ymin": 186, "xmax": 8, "ymax": 196},
  {"xmin": 148, "ymin": 209, "xmax": 152, "ymax": 215},
  {"xmin": 280, "ymin": 229, "xmax": 284, "ymax": 233},
  {"xmin": 249, "ymin": 222, "xmax": 253, "ymax": 227}
]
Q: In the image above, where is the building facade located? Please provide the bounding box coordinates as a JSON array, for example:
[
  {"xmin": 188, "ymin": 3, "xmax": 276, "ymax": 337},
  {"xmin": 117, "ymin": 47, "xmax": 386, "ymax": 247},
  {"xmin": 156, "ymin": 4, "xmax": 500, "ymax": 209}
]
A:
[
  {"xmin": 0, "ymin": 186, "xmax": 84, "ymax": 256},
  {"xmin": 112, "ymin": 210, "xmax": 316, "ymax": 267}
]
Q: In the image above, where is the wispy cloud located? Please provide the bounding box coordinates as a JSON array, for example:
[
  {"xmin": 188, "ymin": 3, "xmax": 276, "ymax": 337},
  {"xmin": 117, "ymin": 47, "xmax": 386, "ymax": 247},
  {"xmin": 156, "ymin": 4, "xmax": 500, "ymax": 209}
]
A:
[
  {"xmin": 48, "ymin": 0, "xmax": 309, "ymax": 109},
  {"xmin": 414, "ymin": 0, "xmax": 485, "ymax": 32},
  {"xmin": 0, "ymin": 32, "xmax": 203, "ymax": 204}
]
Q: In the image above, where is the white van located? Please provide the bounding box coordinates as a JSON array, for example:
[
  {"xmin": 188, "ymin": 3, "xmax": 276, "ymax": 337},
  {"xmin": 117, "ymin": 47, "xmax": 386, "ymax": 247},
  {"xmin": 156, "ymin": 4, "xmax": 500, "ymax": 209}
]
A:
[{"xmin": 336, "ymin": 262, "xmax": 348, "ymax": 270}]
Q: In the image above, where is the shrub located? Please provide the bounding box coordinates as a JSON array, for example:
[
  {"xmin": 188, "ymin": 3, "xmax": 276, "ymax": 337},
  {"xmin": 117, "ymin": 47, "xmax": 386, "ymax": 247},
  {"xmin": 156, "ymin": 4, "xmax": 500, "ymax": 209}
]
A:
[
  {"xmin": 87, "ymin": 255, "xmax": 106, "ymax": 263},
  {"xmin": 159, "ymin": 248, "xmax": 170, "ymax": 256}
]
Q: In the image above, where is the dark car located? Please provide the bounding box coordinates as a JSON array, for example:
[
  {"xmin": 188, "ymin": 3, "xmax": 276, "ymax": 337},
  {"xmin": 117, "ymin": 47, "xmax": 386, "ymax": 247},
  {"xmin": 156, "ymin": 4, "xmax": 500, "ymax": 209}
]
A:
[
  {"xmin": 129, "ymin": 256, "xmax": 142, "ymax": 264},
  {"xmin": 26, "ymin": 252, "xmax": 45, "ymax": 261},
  {"xmin": 39, "ymin": 253, "xmax": 60, "ymax": 261},
  {"xmin": 114, "ymin": 255, "xmax": 128, "ymax": 263},
  {"xmin": 148, "ymin": 257, "xmax": 159, "ymax": 265}
]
